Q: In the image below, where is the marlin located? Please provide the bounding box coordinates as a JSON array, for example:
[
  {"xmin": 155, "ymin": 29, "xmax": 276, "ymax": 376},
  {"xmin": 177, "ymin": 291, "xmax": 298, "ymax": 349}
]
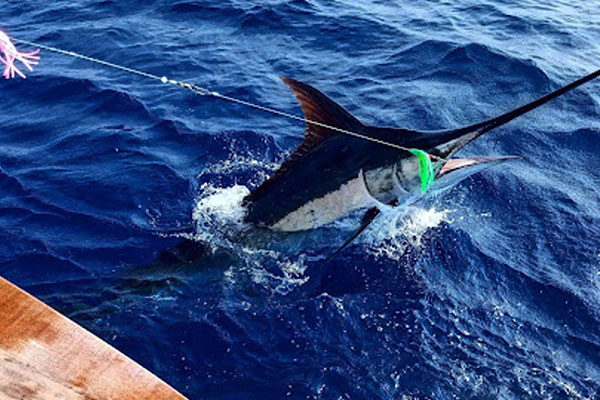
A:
[{"xmin": 242, "ymin": 70, "xmax": 600, "ymax": 251}]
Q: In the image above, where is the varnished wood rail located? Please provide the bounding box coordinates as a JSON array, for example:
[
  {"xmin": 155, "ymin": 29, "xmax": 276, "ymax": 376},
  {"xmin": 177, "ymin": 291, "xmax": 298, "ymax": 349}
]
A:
[{"xmin": 0, "ymin": 276, "xmax": 187, "ymax": 400}]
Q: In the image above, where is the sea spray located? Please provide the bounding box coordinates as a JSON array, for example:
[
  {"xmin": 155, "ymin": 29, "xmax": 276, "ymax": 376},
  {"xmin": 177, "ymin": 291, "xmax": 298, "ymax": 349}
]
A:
[
  {"xmin": 365, "ymin": 206, "xmax": 454, "ymax": 262},
  {"xmin": 192, "ymin": 182, "xmax": 309, "ymax": 294}
]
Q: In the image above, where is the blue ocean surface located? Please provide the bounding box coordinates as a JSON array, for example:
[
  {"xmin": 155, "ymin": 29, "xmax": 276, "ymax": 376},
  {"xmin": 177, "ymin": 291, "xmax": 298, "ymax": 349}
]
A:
[{"xmin": 2, "ymin": 1, "xmax": 600, "ymax": 399}]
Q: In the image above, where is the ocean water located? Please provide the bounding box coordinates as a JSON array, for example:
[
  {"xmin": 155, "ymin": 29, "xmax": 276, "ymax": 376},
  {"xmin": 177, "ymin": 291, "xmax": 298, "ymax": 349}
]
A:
[{"xmin": 2, "ymin": 1, "xmax": 600, "ymax": 399}]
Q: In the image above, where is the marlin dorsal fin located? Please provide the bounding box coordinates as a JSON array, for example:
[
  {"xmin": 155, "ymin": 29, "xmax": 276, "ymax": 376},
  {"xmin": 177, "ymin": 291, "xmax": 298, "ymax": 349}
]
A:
[
  {"xmin": 242, "ymin": 78, "xmax": 367, "ymax": 222},
  {"xmin": 281, "ymin": 77, "xmax": 365, "ymax": 148}
]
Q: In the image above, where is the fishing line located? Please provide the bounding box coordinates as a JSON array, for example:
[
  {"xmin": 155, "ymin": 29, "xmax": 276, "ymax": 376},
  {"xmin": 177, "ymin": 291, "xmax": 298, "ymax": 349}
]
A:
[{"xmin": 5, "ymin": 35, "xmax": 438, "ymax": 189}]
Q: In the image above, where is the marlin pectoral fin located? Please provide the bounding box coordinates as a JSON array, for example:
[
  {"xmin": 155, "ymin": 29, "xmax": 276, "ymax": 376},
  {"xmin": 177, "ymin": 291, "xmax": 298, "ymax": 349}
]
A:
[
  {"xmin": 304, "ymin": 207, "xmax": 380, "ymax": 295},
  {"xmin": 321, "ymin": 207, "xmax": 380, "ymax": 266}
]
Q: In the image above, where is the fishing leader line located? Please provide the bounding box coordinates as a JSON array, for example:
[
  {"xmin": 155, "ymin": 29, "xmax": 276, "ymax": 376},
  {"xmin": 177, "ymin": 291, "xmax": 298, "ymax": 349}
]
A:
[{"xmin": 3, "ymin": 33, "xmax": 438, "ymax": 190}]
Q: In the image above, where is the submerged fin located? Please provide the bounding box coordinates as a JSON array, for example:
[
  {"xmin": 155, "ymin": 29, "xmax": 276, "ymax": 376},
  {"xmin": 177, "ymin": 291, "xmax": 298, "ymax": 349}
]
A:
[
  {"xmin": 303, "ymin": 207, "xmax": 380, "ymax": 295},
  {"xmin": 321, "ymin": 207, "xmax": 380, "ymax": 265}
]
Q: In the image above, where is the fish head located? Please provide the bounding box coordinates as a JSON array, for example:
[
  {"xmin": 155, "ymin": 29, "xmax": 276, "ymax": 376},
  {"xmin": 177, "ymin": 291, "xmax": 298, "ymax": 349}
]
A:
[{"xmin": 388, "ymin": 152, "xmax": 518, "ymax": 206}]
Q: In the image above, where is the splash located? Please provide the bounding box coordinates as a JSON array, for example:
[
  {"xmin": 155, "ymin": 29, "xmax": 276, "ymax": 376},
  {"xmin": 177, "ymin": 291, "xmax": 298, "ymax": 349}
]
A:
[
  {"xmin": 404, "ymin": 207, "xmax": 453, "ymax": 245},
  {"xmin": 366, "ymin": 206, "xmax": 453, "ymax": 261},
  {"xmin": 191, "ymin": 182, "xmax": 308, "ymax": 294},
  {"xmin": 190, "ymin": 178, "xmax": 453, "ymax": 289},
  {"xmin": 0, "ymin": 30, "xmax": 39, "ymax": 79},
  {"xmin": 192, "ymin": 182, "xmax": 249, "ymax": 243}
]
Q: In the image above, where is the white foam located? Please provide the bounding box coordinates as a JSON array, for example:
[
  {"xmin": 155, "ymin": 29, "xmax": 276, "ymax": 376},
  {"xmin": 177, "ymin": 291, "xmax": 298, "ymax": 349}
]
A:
[
  {"xmin": 193, "ymin": 183, "xmax": 249, "ymax": 226},
  {"xmin": 189, "ymin": 183, "xmax": 250, "ymax": 247},
  {"xmin": 404, "ymin": 207, "xmax": 453, "ymax": 245},
  {"xmin": 365, "ymin": 206, "xmax": 453, "ymax": 261},
  {"xmin": 190, "ymin": 182, "xmax": 309, "ymax": 294}
]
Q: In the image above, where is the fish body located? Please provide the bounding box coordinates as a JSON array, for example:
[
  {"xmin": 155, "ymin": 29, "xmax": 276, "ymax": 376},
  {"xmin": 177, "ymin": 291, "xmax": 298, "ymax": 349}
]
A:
[{"xmin": 243, "ymin": 70, "xmax": 600, "ymax": 237}]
